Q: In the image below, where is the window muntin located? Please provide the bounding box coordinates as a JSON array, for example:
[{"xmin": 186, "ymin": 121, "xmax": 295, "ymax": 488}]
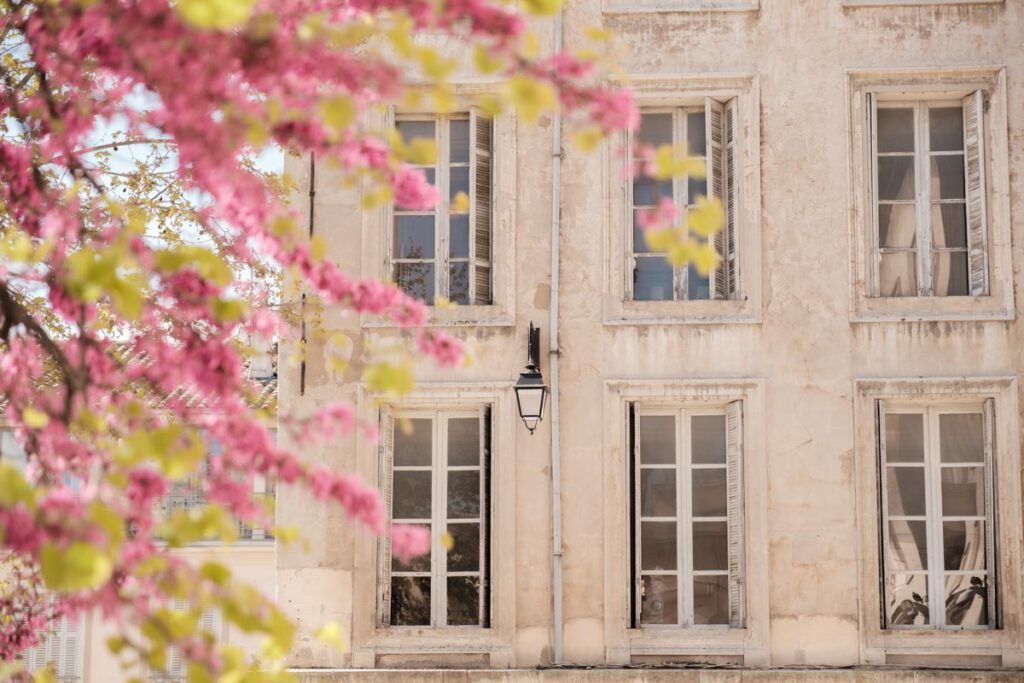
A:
[
  {"xmin": 631, "ymin": 404, "xmax": 743, "ymax": 627},
  {"xmin": 383, "ymin": 408, "xmax": 491, "ymax": 628},
  {"xmin": 392, "ymin": 113, "xmax": 492, "ymax": 306},
  {"xmin": 879, "ymin": 402, "xmax": 996, "ymax": 630}
]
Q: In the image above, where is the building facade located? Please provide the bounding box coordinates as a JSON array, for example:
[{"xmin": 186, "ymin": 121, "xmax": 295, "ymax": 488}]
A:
[{"xmin": 278, "ymin": 0, "xmax": 1024, "ymax": 676}]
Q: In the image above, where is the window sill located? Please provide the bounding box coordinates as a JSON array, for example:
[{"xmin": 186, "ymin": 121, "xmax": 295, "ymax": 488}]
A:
[
  {"xmin": 361, "ymin": 305, "xmax": 514, "ymax": 329},
  {"xmin": 844, "ymin": 0, "xmax": 1002, "ymax": 6},
  {"xmin": 360, "ymin": 627, "xmax": 507, "ymax": 653},
  {"xmin": 605, "ymin": 298, "xmax": 760, "ymax": 325},
  {"xmin": 852, "ymin": 296, "xmax": 1014, "ymax": 323},
  {"xmin": 603, "ymin": 0, "xmax": 759, "ymax": 12},
  {"xmin": 625, "ymin": 626, "xmax": 751, "ymax": 655}
]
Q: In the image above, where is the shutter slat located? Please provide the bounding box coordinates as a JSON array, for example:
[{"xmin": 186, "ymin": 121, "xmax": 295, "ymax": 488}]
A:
[
  {"xmin": 983, "ymin": 397, "xmax": 998, "ymax": 628},
  {"xmin": 470, "ymin": 110, "xmax": 493, "ymax": 305},
  {"xmin": 481, "ymin": 405, "xmax": 492, "ymax": 628},
  {"xmin": 875, "ymin": 401, "xmax": 888, "ymax": 629},
  {"xmin": 706, "ymin": 99, "xmax": 727, "ymax": 300},
  {"xmin": 379, "ymin": 408, "xmax": 395, "ymax": 627},
  {"xmin": 964, "ymin": 90, "xmax": 988, "ymax": 296},
  {"xmin": 725, "ymin": 400, "xmax": 745, "ymax": 628},
  {"xmin": 724, "ymin": 99, "xmax": 739, "ymax": 298}
]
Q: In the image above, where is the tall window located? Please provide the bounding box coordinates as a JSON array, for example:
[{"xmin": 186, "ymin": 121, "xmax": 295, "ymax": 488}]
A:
[
  {"xmin": 878, "ymin": 402, "xmax": 996, "ymax": 629},
  {"xmin": 870, "ymin": 93, "xmax": 988, "ymax": 298},
  {"xmin": 630, "ymin": 99, "xmax": 737, "ymax": 302},
  {"xmin": 630, "ymin": 404, "xmax": 743, "ymax": 627},
  {"xmin": 380, "ymin": 407, "xmax": 491, "ymax": 627},
  {"xmin": 392, "ymin": 112, "xmax": 492, "ymax": 306},
  {"xmin": 21, "ymin": 609, "xmax": 82, "ymax": 683}
]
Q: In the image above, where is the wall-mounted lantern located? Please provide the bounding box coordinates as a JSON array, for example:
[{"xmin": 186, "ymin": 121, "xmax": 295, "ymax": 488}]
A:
[{"xmin": 514, "ymin": 322, "xmax": 548, "ymax": 434}]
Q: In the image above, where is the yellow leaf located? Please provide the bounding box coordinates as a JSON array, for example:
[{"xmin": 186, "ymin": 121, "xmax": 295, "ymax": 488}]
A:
[
  {"xmin": 40, "ymin": 542, "xmax": 113, "ymax": 591},
  {"xmin": 475, "ymin": 93, "xmax": 504, "ymax": 119},
  {"xmin": 473, "ymin": 45, "xmax": 505, "ymax": 75},
  {"xmin": 522, "ymin": 0, "xmax": 562, "ymax": 15},
  {"xmin": 570, "ymin": 126, "xmax": 604, "ymax": 152},
  {"xmin": 502, "ymin": 75, "xmax": 556, "ymax": 125},
  {"xmin": 441, "ymin": 531, "xmax": 454, "ymax": 551},
  {"xmin": 319, "ymin": 96, "xmax": 356, "ymax": 132},
  {"xmin": 33, "ymin": 669, "xmax": 56, "ymax": 683},
  {"xmin": 22, "ymin": 406, "xmax": 49, "ymax": 429},
  {"xmin": 175, "ymin": 0, "xmax": 255, "ymax": 30},
  {"xmin": 519, "ymin": 31, "xmax": 541, "ymax": 59},
  {"xmin": 666, "ymin": 240, "xmax": 693, "ymax": 268},
  {"xmin": 688, "ymin": 197, "xmax": 724, "ymax": 237},
  {"xmin": 403, "ymin": 138, "xmax": 438, "ymax": 166},
  {"xmin": 643, "ymin": 228, "xmax": 675, "ymax": 253},
  {"xmin": 691, "ymin": 242, "xmax": 721, "ymax": 277},
  {"xmin": 434, "ymin": 295, "xmax": 458, "ymax": 310},
  {"xmin": 450, "ymin": 191, "xmax": 469, "ymax": 214},
  {"xmin": 314, "ymin": 622, "xmax": 345, "ymax": 651},
  {"xmin": 363, "ymin": 363, "xmax": 415, "ymax": 397}
]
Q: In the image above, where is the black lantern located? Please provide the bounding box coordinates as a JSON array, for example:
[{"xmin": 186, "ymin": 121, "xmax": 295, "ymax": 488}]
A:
[{"xmin": 514, "ymin": 322, "xmax": 548, "ymax": 434}]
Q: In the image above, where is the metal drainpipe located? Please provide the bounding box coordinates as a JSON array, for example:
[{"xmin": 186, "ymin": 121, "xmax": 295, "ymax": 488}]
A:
[{"xmin": 549, "ymin": 4, "xmax": 564, "ymax": 667}]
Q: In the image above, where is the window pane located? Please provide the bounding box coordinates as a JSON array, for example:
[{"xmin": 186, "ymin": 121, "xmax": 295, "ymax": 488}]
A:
[
  {"xmin": 888, "ymin": 520, "xmax": 928, "ymax": 571},
  {"xmin": 691, "ymin": 415, "xmax": 726, "ymax": 464},
  {"xmin": 449, "ymin": 166, "xmax": 469, "ymax": 202},
  {"xmin": 449, "ymin": 119, "xmax": 470, "ymax": 163},
  {"xmin": 397, "ymin": 120, "xmax": 435, "ymax": 146},
  {"xmin": 888, "ymin": 573, "xmax": 929, "ymax": 626},
  {"xmin": 640, "ymin": 468, "xmax": 676, "ymax": 518},
  {"xmin": 692, "ymin": 468, "xmax": 727, "ymax": 517},
  {"xmin": 692, "ymin": 521, "xmax": 728, "ymax": 571},
  {"xmin": 879, "ymin": 252, "xmax": 917, "ymax": 297},
  {"xmin": 693, "ymin": 575, "xmax": 729, "ymax": 625},
  {"xmin": 638, "ymin": 113, "xmax": 673, "ymax": 148},
  {"xmin": 633, "ymin": 177, "xmax": 673, "ymax": 206},
  {"xmin": 877, "ymin": 108, "xmax": 915, "ymax": 153},
  {"xmin": 394, "ymin": 214, "xmax": 435, "ymax": 259},
  {"xmin": 447, "ymin": 576, "xmax": 480, "ymax": 626},
  {"xmin": 941, "ymin": 467, "xmax": 986, "ymax": 517},
  {"xmin": 878, "ymin": 156, "xmax": 916, "ymax": 201},
  {"xmin": 450, "ymin": 214, "xmax": 470, "ymax": 258},
  {"xmin": 932, "ymin": 251, "xmax": 968, "ymax": 297},
  {"xmin": 393, "ymin": 471, "xmax": 432, "ymax": 519},
  {"xmin": 929, "ymin": 107, "xmax": 964, "ymax": 152},
  {"xmin": 930, "ymin": 155, "xmax": 966, "ymax": 200},
  {"xmin": 634, "ymin": 257, "xmax": 674, "ymax": 301},
  {"xmin": 943, "ymin": 520, "xmax": 986, "ymax": 571},
  {"xmin": 640, "ymin": 575, "xmax": 678, "ymax": 625},
  {"xmin": 687, "ymin": 264, "xmax": 710, "ymax": 301},
  {"xmin": 885, "ymin": 413, "xmax": 924, "ymax": 463},
  {"xmin": 931, "ymin": 203, "xmax": 967, "ymax": 249},
  {"xmin": 687, "ymin": 176, "xmax": 707, "ymax": 202},
  {"xmin": 944, "ymin": 574, "xmax": 988, "ymax": 626},
  {"xmin": 886, "ymin": 466, "xmax": 926, "ymax": 517},
  {"xmin": 449, "ymin": 261, "xmax": 470, "ymax": 305},
  {"xmin": 392, "ymin": 524, "xmax": 431, "ymax": 572},
  {"xmin": 939, "ymin": 413, "xmax": 984, "ymax": 463},
  {"xmin": 447, "ymin": 522, "xmax": 480, "ymax": 572},
  {"xmin": 447, "ymin": 417, "xmax": 479, "ymax": 467},
  {"xmin": 395, "ymin": 262, "xmax": 435, "ymax": 304},
  {"xmin": 395, "ymin": 418, "xmax": 432, "ymax": 466},
  {"xmin": 878, "ymin": 204, "xmax": 917, "ymax": 249},
  {"xmin": 447, "ymin": 471, "xmax": 480, "ymax": 519},
  {"xmin": 638, "ymin": 416, "xmax": 675, "ymax": 465},
  {"xmin": 640, "ymin": 521, "xmax": 677, "ymax": 570},
  {"xmin": 633, "ymin": 215, "xmax": 653, "ymax": 254},
  {"xmin": 687, "ymin": 112, "xmax": 707, "ymax": 156},
  {"xmin": 391, "ymin": 576, "xmax": 431, "ymax": 626}
]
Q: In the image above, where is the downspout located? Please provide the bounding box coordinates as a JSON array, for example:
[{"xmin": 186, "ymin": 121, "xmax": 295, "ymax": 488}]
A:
[{"xmin": 549, "ymin": 5, "xmax": 564, "ymax": 667}]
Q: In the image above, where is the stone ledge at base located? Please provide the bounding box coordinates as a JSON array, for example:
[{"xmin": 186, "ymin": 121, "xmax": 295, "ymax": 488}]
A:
[{"xmin": 290, "ymin": 669, "xmax": 1024, "ymax": 683}]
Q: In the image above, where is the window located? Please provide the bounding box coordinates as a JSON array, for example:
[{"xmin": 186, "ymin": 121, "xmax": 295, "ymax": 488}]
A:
[
  {"xmin": 869, "ymin": 93, "xmax": 988, "ymax": 298},
  {"xmin": 380, "ymin": 407, "xmax": 491, "ymax": 628},
  {"xmin": 22, "ymin": 609, "xmax": 82, "ymax": 683},
  {"xmin": 878, "ymin": 401, "xmax": 996, "ymax": 629},
  {"xmin": 630, "ymin": 403, "xmax": 743, "ymax": 627},
  {"xmin": 392, "ymin": 112, "xmax": 492, "ymax": 306},
  {"xmin": 0, "ymin": 426, "xmax": 27, "ymax": 469},
  {"xmin": 154, "ymin": 601, "xmax": 221, "ymax": 682},
  {"xmin": 630, "ymin": 101, "xmax": 738, "ymax": 302}
]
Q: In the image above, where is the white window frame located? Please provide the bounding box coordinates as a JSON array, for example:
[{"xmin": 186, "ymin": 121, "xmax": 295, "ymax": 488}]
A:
[
  {"xmin": 603, "ymin": 0, "xmax": 758, "ymax": 12},
  {"xmin": 22, "ymin": 608, "xmax": 83, "ymax": 683},
  {"xmin": 848, "ymin": 67, "xmax": 1013, "ymax": 321}
]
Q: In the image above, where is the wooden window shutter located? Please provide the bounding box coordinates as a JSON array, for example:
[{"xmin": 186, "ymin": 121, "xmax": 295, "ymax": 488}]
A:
[
  {"xmin": 384, "ymin": 105, "xmax": 396, "ymax": 283},
  {"xmin": 982, "ymin": 397, "xmax": 999, "ymax": 628},
  {"xmin": 378, "ymin": 407, "xmax": 395, "ymax": 627},
  {"xmin": 963, "ymin": 90, "xmax": 989, "ymax": 296},
  {"xmin": 875, "ymin": 400, "xmax": 888, "ymax": 629},
  {"xmin": 166, "ymin": 598, "xmax": 188, "ymax": 679},
  {"xmin": 705, "ymin": 98, "xmax": 727, "ymax": 300},
  {"xmin": 470, "ymin": 109, "xmax": 493, "ymax": 305},
  {"xmin": 725, "ymin": 400, "xmax": 745, "ymax": 627},
  {"xmin": 200, "ymin": 607, "xmax": 221, "ymax": 641},
  {"xmin": 480, "ymin": 404, "xmax": 492, "ymax": 628},
  {"xmin": 866, "ymin": 93, "xmax": 880, "ymax": 297},
  {"xmin": 722, "ymin": 99, "xmax": 740, "ymax": 299},
  {"xmin": 60, "ymin": 613, "xmax": 81, "ymax": 680}
]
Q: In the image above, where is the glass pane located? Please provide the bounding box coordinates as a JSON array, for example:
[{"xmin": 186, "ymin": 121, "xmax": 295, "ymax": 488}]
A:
[
  {"xmin": 633, "ymin": 177, "xmax": 673, "ymax": 206},
  {"xmin": 945, "ymin": 574, "xmax": 988, "ymax": 626},
  {"xmin": 391, "ymin": 576, "xmax": 431, "ymax": 626},
  {"xmin": 930, "ymin": 155, "xmax": 966, "ymax": 200},
  {"xmin": 878, "ymin": 156, "xmax": 915, "ymax": 201},
  {"xmin": 392, "ymin": 524, "xmax": 431, "ymax": 572},
  {"xmin": 395, "ymin": 418, "xmax": 432, "ymax": 466},
  {"xmin": 449, "ymin": 214, "xmax": 470, "ymax": 257},
  {"xmin": 888, "ymin": 573, "xmax": 929, "ymax": 626},
  {"xmin": 687, "ymin": 176, "xmax": 707, "ymax": 202},
  {"xmin": 638, "ymin": 113, "xmax": 673, "ymax": 148},
  {"xmin": 394, "ymin": 214, "xmax": 435, "ymax": 259},
  {"xmin": 692, "ymin": 521, "xmax": 728, "ymax": 571},
  {"xmin": 943, "ymin": 520, "xmax": 986, "ymax": 571},
  {"xmin": 395, "ymin": 262, "xmax": 435, "ymax": 304},
  {"xmin": 687, "ymin": 264, "xmax": 710, "ymax": 301},
  {"xmin": 877, "ymin": 108, "xmax": 915, "ymax": 153},
  {"xmin": 692, "ymin": 415, "xmax": 726, "ymax": 465},
  {"xmin": 886, "ymin": 466, "xmax": 926, "ymax": 516},
  {"xmin": 449, "ymin": 166, "xmax": 469, "ymax": 203},
  {"xmin": 448, "ymin": 261, "xmax": 470, "ymax": 305},
  {"xmin": 447, "ymin": 471, "xmax": 480, "ymax": 519},
  {"xmin": 941, "ymin": 468, "xmax": 986, "ymax": 517},
  {"xmin": 929, "ymin": 107, "xmax": 964, "ymax": 152},
  {"xmin": 447, "ymin": 417, "xmax": 479, "ymax": 467},
  {"xmin": 397, "ymin": 120, "xmax": 435, "ymax": 146},
  {"xmin": 888, "ymin": 520, "xmax": 928, "ymax": 571},
  {"xmin": 879, "ymin": 252, "xmax": 918, "ymax": 297},
  {"xmin": 693, "ymin": 575, "xmax": 729, "ymax": 625},
  {"xmin": 393, "ymin": 471, "xmax": 431, "ymax": 519},
  {"xmin": 633, "ymin": 215, "xmax": 653, "ymax": 254},
  {"xmin": 640, "ymin": 575, "xmax": 678, "ymax": 625},
  {"xmin": 692, "ymin": 468, "xmax": 727, "ymax": 517},
  {"xmin": 634, "ymin": 257, "xmax": 674, "ymax": 301},
  {"xmin": 639, "ymin": 468, "xmax": 676, "ymax": 518},
  {"xmin": 447, "ymin": 522, "xmax": 480, "ymax": 572},
  {"xmin": 449, "ymin": 119, "xmax": 470, "ymax": 163},
  {"xmin": 638, "ymin": 416, "xmax": 675, "ymax": 465},
  {"xmin": 640, "ymin": 521, "xmax": 677, "ymax": 570},
  {"xmin": 878, "ymin": 204, "xmax": 917, "ymax": 248},
  {"xmin": 931, "ymin": 202, "xmax": 967, "ymax": 249},
  {"xmin": 885, "ymin": 413, "xmax": 924, "ymax": 463},
  {"xmin": 447, "ymin": 576, "xmax": 480, "ymax": 626},
  {"xmin": 687, "ymin": 112, "xmax": 707, "ymax": 156},
  {"xmin": 423, "ymin": 167, "xmax": 436, "ymax": 187},
  {"xmin": 932, "ymin": 251, "xmax": 969, "ymax": 297},
  {"xmin": 939, "ymin": 413, "xmax": 984, "ymax": 463}
]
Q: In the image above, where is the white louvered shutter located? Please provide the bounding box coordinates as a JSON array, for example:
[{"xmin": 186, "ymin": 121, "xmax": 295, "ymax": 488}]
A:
[
  {"xmin": 875, "ymin": 401, "xmax": 888, "ymax": 629},
  {"xmin": 469, "ymin": 109, "xmax": 493, "ymax": 305},
  {"xmin": 59, "ymin": 614, "xmax": 81, "ymax": 681},
  {"xmin": 378, "ymin": 408, "xmax": 395, "ymax": 627},
  {"xmin": 705, "ymin": 98, "xmax": 726, "ymax": 300},
  {"xmin": 867, "ymin": 93, "xmax": 881, "ymax": 297},
  {"xmin": 384, "ymin": 105, "xmax": 397, "ymax": 283},
  {"xmin": 725, "ymin": 400, "xmax": 745, "ymax": 627},
  {"xmin": 963, "ymin": 90, "xmax": 989, "ymax": 296},
  {"xmin": 166, "ymin": 599, "xmax": 188, "ymax": 680},
  {"xmin": 480, "ymin": 405, "xmax": 492, "ymax": 628},
  {"xmin": 722, "ymin": 99, "xmax": 739, "ymax": 299},
  {"xmin": 982, "ymin": 397, "xmax": 998, "ymax": 627}
]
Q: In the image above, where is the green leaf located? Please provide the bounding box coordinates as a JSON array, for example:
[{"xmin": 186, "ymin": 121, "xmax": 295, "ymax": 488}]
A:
[
  {"xmin": 200, "ymin": 561, "xmax": 232, "ymax": 586},
  {"xmin": 22, "ymin": 406, "xmax": 49, "ymax": 428},
  {"xmin": 40, "ymin": 542, "xmax": 113, "ymax": 591},
  {"xmin": 522, "ymin": 0, "xmax": 562, "ymax": 15},
  {"xmin": 0, "ymin": 464, "xmax": 36, "ymax": 510},
  {"xmin": 362, "ymin": 362, "xmax": 415, "ymax": 396},
  {"xmin": 319, "ymin": 96, "xmax": 356, "ymax": 132},
  {"xmin": 502, "ymin": 76, "xmax": 556, "ymax": 125},
  {"xmin": 176, "ymin": 0, "xmax": 256, "ymax": 30}
]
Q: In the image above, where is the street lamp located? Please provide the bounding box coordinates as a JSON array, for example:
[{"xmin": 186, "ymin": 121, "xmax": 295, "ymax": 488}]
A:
[{"xmin": 514, "ymin": 322, "xmax": 548, "ymax": 434}]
